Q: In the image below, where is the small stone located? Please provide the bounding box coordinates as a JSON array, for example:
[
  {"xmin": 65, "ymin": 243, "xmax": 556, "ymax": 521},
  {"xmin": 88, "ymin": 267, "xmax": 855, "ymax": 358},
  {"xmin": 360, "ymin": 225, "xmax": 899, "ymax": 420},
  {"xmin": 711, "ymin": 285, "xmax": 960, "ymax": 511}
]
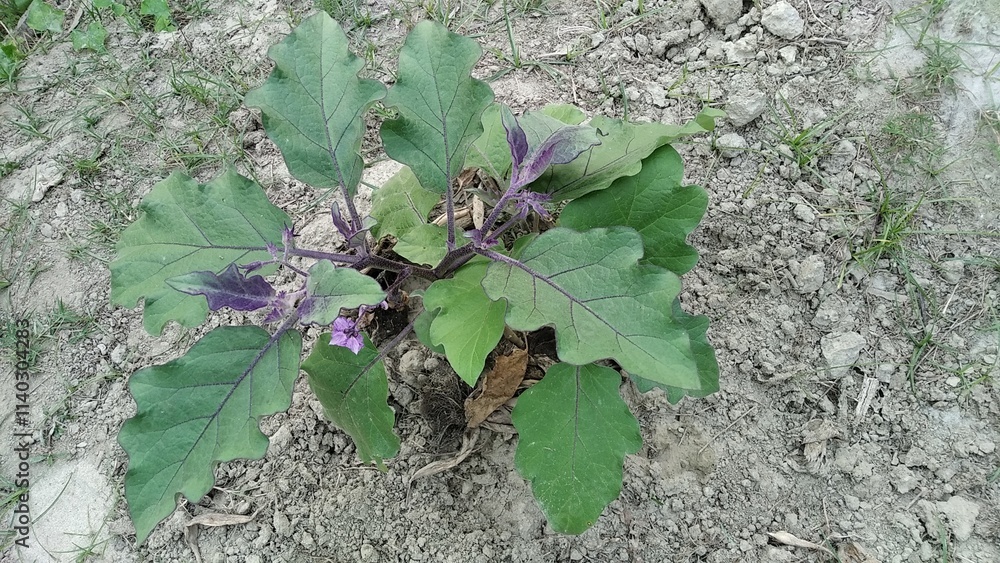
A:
[
  {"xmin": 6, "ymin": 161, "xmax": 65, "ymax": 202},
  {"xmin": 940, "ymin": 260, "xmax": 964, "ymax": 283},
  {"xmin": 761, "ymin": 1, "xmax": 804, "ymax": 39},
  {"xmin": 793, "ymin": 203, "xmax": 815, "ymax": 223},
  {"xmin": 110, "ymin": 343, "xmax": 126, "ymax": 366},
  {"xmin": 937, "ymin": 496, "xmax": 980, "ymax": 541},
  {"xmin": 268, "ymin": 426, "xmax": 292, "ymax": 455},
  {"xmin": 903, "ymin": 446, "xmax": 929, "ymax": 468},
  {"xmin": 55, "ymin": 201, "xmax": 68, "ymax": 217},
  {"xmin": 778, "ymin": 45, "xmax": 797, "ymax": 63},
  {"xmin": 272, "ymin": 511, "xmax": 293, "ymax": 537},
  {"xmin": 39, "ymin": 223, "xmax": 54, "ymax": 238},
  {"xmin": 700, "ymin": 0, "xmax": 742, "ymax": 27},
  {"xmin": 821, "ymin": 332, "xmax": 866, "ymax": 377},
  {"xmin": 726, "ymin": 90, "xmax": 767, "ymax": 126},
  {"xmin": 360, "ymin": 544, "xmax": 377, "ymax": 561},
  {"xmin": 590, "ymin": 32, "xmax": 605, "ymax": 48},
  {"xmin": 844, "ymin": 494, "xmax": 861, "ymax": 511},
  {"xmin": 945, "ymin": 376, "xmax": 960, "ymax": 387},
  {"xmin": 70, "ymin": 189, "xmax": 85, "ymax": 203},
  {"xmin": 661, "ymin": 29, "xmax": 689, "ymax": 47},
  {"xmin": 795, "ymin": 255, "xmax": 825, "ymax": 293},
  {"xmin": 690, "ymin": 20, "xmax": 706, "ymax": 35},
  {"xmin": 647, "ymin": 84, "xmax": 668, "ymax": 108},
  {"xmin": 715, "ymin": 133, "xmax": 748, "ymax": 158}
]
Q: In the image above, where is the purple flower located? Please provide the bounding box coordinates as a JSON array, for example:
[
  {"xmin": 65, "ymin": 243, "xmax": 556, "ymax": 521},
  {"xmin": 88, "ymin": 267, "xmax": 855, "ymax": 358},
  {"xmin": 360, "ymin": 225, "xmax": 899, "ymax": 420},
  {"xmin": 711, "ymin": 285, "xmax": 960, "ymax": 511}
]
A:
[{"xmin": 330, "ymin": 316, "xmax": 364, "ymax": 354}]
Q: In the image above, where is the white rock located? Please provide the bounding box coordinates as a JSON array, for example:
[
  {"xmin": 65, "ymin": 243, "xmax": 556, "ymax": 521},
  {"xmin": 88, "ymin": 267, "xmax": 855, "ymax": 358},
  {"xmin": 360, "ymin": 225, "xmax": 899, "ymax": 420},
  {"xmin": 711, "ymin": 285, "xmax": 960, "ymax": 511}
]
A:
[
  {"xmin": 726, "ymin": 90, "xmax": 767, "ymax": 127},
  {"xmin": 778, "ymin": 45, "xmax": 797, "ymax": 63},
  {"xmin": 647, "ymin": 84, "xmax": 668, "ymax": 108},
  {"xmin": 700, "ymin": 0, "xmax": 742, "ymax": 27},
  {"xmin": 690, "ymin": 20, "xmax": 706, "ymax": 36},
  {"xmin": 761, "ymin": 2, "xmax": 804, "ymax": 39},
  {"xmin": 937, "ymin": 496, "xmax": 980, "ymax": 541},
  {"xmin": 5, "ymin": 161, "xmax": 65, "ymax": 203},
  {"xmin": 55, "ymin": 201, "xmax": 68, "ymax": 218},
  {"xmin": 795, "ymin": 255, "xmax": 824, "ymax": 293},
  {"xmin": 661, "ymin": 29, "xmax": 689, "ymax": 47},
  {"xmin": 821, "ymin": 332, "xmax": 866, "ymax": 377},
  {"xmin": 793, "ymin": 203, "xmax": 815, "ymax": 223},
  {"xmin": 715, "ymin": 133, "xmax": 748, "ymax": 158}
]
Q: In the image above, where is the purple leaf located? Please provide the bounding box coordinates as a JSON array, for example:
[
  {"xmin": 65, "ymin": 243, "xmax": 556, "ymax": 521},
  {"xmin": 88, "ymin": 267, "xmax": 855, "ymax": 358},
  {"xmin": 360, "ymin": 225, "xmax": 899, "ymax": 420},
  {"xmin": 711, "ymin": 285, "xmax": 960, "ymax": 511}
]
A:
[
  {"xmin": 502, "ymin": 105, "xmax": 528, "ymax": 170},
  {"xmin": 167, "ymin": 263, "xmax": 276, "ymax": 312},
  {"xmin": 330, "ymin": 202, "xmax": 353, "ymax": 239},
  {"xmin": 330, "ymin": 316, "xmax": 364, "ymax": 354},
  {"xmin": 502, "ymin": 107, "xmax": 602, "ymax": 190}
]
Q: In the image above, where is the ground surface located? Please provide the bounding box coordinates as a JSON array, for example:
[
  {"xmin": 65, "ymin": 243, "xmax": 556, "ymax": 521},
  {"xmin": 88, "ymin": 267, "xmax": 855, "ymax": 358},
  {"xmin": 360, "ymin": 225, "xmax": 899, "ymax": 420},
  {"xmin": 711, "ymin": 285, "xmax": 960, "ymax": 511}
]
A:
[{"xmin": 1, "ymin": 0, "xmax": 999, "ymax": 561}]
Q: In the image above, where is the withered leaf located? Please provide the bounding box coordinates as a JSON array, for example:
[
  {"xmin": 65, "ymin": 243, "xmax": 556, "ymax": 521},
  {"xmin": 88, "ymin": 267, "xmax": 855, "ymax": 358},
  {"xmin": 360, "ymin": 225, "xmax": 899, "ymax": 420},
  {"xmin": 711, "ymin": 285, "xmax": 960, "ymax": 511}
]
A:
[{"xmin": 465, "ymin": 348, "xmax": 528, "ymax": 427}]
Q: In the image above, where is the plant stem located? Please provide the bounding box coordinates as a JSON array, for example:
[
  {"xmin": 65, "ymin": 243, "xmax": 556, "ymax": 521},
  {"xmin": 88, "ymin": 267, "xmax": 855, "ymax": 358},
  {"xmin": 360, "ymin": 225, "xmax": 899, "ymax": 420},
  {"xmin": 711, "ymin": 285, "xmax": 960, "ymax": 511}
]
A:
[
  {"xmin": 339, "ymin": 183, "xmax": 364, "ymax": 234},
  {"xmin": 445, "ymin": 183, "xmax": 457, "ymax": 251},
  {"xmin": 433, "ymin": 243, "xmax": 476, "ymax": 277},
  {"xmin": 287, "ymin": 248, "xmax": 361, "ymax": 264}
]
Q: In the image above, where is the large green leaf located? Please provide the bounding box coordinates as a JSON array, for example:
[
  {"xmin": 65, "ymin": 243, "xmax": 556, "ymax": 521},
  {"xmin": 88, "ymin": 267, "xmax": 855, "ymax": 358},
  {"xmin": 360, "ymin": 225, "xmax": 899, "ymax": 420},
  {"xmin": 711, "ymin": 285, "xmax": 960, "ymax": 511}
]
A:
[
  {"xmin": 513, "ymin": 362, "xmax": 641, "ymax": 534},
  {"xmin": 298, "ymin": 261, "xmax": 386, "ymax": 325},
  {"xmin": 393, "ymin": 223, "xmax": 448, "ymax": 267},
  {"xmin": 110, "ymin": 169, "xmax": 290, "ymax": 336},
  {"xmin": 119, "ymin": 326, "xmax": 302, "ymax": 544},
  {"xmin": 244, "ymin": 12, "xmax": 385, "ymax": 194},
  {"xmin": 380, "ymin": 20, "xmax": 494, "ymax": 194},
  {"xmin": 302, "ymin": 333, "xmax": 400, "ymax": 466},
  {"xmin": 559, "ymin": 145, "xmax": 707, "ymax": 276},
  {"xmin": 422, "ymin": 261, "xmax": 506, "ymax": 386},
  {"xmin": 25, "ymin": 0, "xmax": 64, "ymax": 34},
  {"xmin": 369, "ymin": 166, "xmax": 440, "ymax": 241},
  {"xmin": 528, "ymin": 108, "xmax": 723, "ymax": 201},
  {"xmin": 632, "ymin": 298, "xmax": 719, "ymax": 402},
  {"xmin": 482, "ymin": 227, "xmax": 702, "ymax": 391}
]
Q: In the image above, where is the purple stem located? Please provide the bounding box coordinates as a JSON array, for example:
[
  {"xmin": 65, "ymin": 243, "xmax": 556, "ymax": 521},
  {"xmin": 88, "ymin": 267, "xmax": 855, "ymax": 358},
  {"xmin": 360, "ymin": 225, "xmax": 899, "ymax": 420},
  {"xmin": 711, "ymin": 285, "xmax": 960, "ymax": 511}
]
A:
[
  {"xmin": 445, "ymin": 186, "xmax": 456, "ymax": 251},
  {"xmin": 287, "ymin": 248, "xmax": 362, "ymax": 264}
]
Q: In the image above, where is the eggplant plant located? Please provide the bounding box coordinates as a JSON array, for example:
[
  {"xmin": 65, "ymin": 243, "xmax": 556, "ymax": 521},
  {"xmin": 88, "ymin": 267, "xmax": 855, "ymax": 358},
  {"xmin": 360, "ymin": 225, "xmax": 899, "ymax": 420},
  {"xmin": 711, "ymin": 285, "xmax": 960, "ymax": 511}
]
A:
[{"xmin": 110, "ymin": 12, "xmax": 721, "ymax": 543}]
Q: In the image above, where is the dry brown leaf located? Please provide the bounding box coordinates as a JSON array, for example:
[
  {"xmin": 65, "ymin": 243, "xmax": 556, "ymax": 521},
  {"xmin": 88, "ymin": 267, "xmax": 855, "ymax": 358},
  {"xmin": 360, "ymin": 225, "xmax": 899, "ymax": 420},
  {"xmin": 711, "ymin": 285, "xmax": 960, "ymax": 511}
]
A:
[
  {"xmin": 767, "ymin": 531, "xmax": 835, "ymax": 557},
  {"xmin": 410, "ymin": 427, "xmax": 480, "ymax": 481},
  {"xmin": 472, "ymin": 195, "xmax": 485, "ymax": 230},
  {"xmin": 464, "ymin": 348, "xmax": 528, "ymax": 428}
]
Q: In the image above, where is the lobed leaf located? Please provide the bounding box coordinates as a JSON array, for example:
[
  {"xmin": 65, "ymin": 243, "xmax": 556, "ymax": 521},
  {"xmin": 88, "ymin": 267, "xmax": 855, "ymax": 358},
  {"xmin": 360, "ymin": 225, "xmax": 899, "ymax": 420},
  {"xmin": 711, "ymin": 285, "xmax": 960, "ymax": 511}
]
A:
[
  {"xmin": 119, "ymin": 326, "xmax": 302, "ymax": 544},
  {"xmin": 167, "ymin": 263, "xmax": 275, "ymax": 312},
  {"xmin": 422, "ymin": 261, "xmax": 506, "ymax": 386},
  {"xmin": 110, "ymin": 169, "xmax": 290, "ymax": 336},
  {"xmin": 501, "ymin": 106, "xmax": 602, "ymax": 189},
  {"xmin": 513, "ymin": 362, "xmax": 641, "ymax": 534},
  {"xmin": 393, "ymin": 223, "xmax": 449, "ymax": 267},
  {"xmin": 528, "ymin": 107, "xmax": 724, "ymax": 201},
  {"xmin": 369, "ymin": 166, "xmax": 441, "ymax": 241},
  {"xmin": 25, "ymin": 0, "xmax": 64, "ymax": 34},
  {"xmin": 298, "ymin": 261, "xmax": 386, "ymax": 326},
  {"xmin": 302, "ymin": 332, "xmax": 400, "ymax": 466},
  {"xmin": 559, "ymin": 145, "xmax": 708, "ymax": 276},
  {"xmin": 380, "ymin": 20, "xmax": 494, "ymax": 194},
  {"xmin": 244, "ymin": 12, "xmax": 386, "ymax": 194},
  {"xmin": 482, "ymin": 227, "xmax": 703, "ymax": 391},
  {"xmin": 632, "ymin": 298, "xmax": 719, "ymax": 402}
]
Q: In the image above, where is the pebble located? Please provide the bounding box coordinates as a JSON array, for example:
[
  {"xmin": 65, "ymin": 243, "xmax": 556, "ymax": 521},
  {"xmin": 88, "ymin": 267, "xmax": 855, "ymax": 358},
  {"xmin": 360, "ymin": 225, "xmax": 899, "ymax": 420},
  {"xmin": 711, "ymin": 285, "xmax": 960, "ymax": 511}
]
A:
[
  {"xmin": 715, "ymin": 132, "xmax": 748, "ymax": 158},
  {"xmin": 360, "ymin": 544, "xmax": 377, "ymax": 561},
  {"xmin": 55, "ymin": 201, "xmax": 68, "ymax": 217},
  {"xmin": 272, "ymin": 510, "xmax": 293, "ymax": 537},
  {"xmin": 778, "ymin": 45, "xmax": 797, "ymax": 64},
  {"xmin": 690, "ymin": 20, "xmax": 706, "ymax": 36},
  {"xmin": 795, "ymin": 255, "xmax": 825, "ymax": 294},
  {"xmin": 699, "ymin": 0, "xmax": 742, "ymax": 27},
  {"xmin": 937, "ymin": 496, "xmax": 980, "ymax": 541},
  {"xmin": 793, "ymin": 203, "xmax": 815, "ymax": 223},
  {"xmin": 110, "ymin": 343, "xmax": 126, "ymax": 366},
  {"xmin": 726, "ymin": 90, "xmax": 767, "ymax": 126},
  {"xmin": 821, "ymin": 332, "xmax": 866, "ymax": 377},
  {"xmin": 761, "ymin": 1, "xmax": 805, "ymax": 39},
  {"xmin": 39, "ymin": 223, "xmax": 54, "ymax": 238}
]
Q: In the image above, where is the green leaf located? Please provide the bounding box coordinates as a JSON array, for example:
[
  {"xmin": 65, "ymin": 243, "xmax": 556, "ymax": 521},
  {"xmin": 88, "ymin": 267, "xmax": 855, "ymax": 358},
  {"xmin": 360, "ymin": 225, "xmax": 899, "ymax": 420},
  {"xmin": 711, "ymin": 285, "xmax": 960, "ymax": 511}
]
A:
[
  {"xmin": 393, "ymin": 223, "xmax": 448, "ymax": 267},
  {"xmin": 413, "ymin": 308, "xmax": 446, "ymax": 355},
  {"xmin": 25, "ymin": 0, "xmax": 64, "ymax": 34},
  {"xmin": 422, "ymin": 261, "xmax": 506, "ymax": 386},
  {"xmin": 139, "ymin": 0, "xmax": 173, "ymax": 31},
  {"xmin": 559, "ymin": 145, "xmax": 707, "ymax": 276},
  {"xmin": 369, "ymin": 166, "xmax": 441, "ymax": 241},
  {"xmin": 632, "ymin": 298, "xmax": 719, "ymax": 402},
  {"xmin": 70, "ymin": 21, "xmax": 108, "ymax": 52},
  {"xmin": 244, "ymin": 12, "xmax": 386, "ymax": 194},
  {"xmin": 0, "ymin": 40, "xmax": 25, "ymax": 84},
  {"xmin": 513, "ymin": 362, "xmax": 641, "ymax": 534},
  {"xmin": 298, "ymin": 261, "xmax": 386, "ymax": 325},
  {"xmin": 110, "ymin": 169, "xmax": 291, "ymax": 336},
  {"xmin": 380, "ymin": 20, "xmax": 494, "ymax": 194},
  {"xmin": 119, "ymin": 326, "xmax": 302, "ymax": 544},
  {"xmin": 302, "ymin": 332, "xmax": 400, "ymax": 466},
  {"xmin": 482, "ymin": 227, "xmax": 702, "ymax": 391},
  {"xmin": 528, "ymin": 107, "xmax": 722, "ymax": 201}
]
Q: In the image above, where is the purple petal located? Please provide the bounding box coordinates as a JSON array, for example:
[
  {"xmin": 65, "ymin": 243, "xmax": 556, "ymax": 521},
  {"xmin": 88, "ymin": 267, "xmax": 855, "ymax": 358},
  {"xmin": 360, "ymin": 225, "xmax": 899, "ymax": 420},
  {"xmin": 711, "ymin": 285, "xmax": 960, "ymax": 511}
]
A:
[
  {"xmin": 345, "ymin": 333, "xmax": 364, "ymax": 354},
  {"xmin": 167, "ymin": 263, "xmax": 276, "ymax": 311}
]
